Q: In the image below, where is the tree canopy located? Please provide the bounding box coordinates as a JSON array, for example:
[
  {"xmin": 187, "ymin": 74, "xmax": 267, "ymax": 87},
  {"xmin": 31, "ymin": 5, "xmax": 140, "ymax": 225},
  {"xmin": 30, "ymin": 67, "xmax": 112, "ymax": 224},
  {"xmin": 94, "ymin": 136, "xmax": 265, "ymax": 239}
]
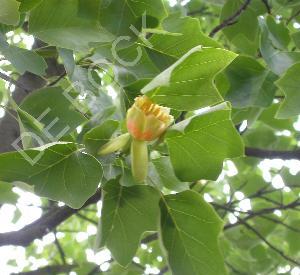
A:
[{"xmin": 0, "ymin": 0, "xmax": 300, "ymax": 274}]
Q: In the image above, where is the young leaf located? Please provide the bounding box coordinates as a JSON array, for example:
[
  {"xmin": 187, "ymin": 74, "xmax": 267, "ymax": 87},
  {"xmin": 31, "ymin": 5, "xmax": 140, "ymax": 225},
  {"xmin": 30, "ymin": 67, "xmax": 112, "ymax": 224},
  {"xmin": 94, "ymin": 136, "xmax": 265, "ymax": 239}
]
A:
[
  {"xmin": 166, "ymin": 103, "xmax": 244, "ymax": 181},
  {"xmin": 159, "ymin": 190, "xmax": 227, "ymax": 275},
  {"xmin": 98, "ymin": 179, "xmax": 160, "ymax": 266},
  {"xmin": 0, "ymin": 142, "xmax": 103, "ymax": 208},
  {"xmin": 142, "ymin": 46, "xmax": 237, "ymax": 111}
]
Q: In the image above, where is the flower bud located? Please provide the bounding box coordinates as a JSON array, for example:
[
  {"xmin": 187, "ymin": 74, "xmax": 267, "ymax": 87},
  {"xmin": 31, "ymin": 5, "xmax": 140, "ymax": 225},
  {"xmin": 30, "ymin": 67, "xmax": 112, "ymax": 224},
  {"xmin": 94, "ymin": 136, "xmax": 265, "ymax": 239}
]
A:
[
  {"xmin": 126, "ymin": 96, "xmax": 173, "ymax": 141},
  {"xmin": 98, "ymin": 133, "xmax": 130, "ymax": 155}
]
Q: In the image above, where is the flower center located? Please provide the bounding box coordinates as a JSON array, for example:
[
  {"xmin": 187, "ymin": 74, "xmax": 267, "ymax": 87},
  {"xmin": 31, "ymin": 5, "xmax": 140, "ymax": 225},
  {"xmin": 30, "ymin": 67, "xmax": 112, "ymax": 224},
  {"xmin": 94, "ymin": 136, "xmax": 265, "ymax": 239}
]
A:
[{"xmin": 135, "ymin": 96, "xmax": 171, "ymax": 123}]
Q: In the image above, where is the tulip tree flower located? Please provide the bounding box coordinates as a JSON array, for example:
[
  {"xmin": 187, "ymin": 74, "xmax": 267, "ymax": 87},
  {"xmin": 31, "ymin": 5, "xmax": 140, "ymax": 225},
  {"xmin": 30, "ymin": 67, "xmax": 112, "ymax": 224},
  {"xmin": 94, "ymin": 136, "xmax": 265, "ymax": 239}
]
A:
[{"xmin": 99, "ymin": 96, "xmax": 173, "ymax": 183}]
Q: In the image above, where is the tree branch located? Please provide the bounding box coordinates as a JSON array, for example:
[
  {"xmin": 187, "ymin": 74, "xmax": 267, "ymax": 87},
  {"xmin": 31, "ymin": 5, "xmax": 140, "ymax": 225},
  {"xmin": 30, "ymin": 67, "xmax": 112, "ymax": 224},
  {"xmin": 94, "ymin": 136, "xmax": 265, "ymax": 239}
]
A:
[
  {"xmin": 0, "ymin": 71, "xmax": 30, "ymax": 93},
  {"xmin": 0, "ymin": 190, "xmax": 101, "ymax": 247},
  {"xmin": 245, "ymin": 147, "xmax": 300, "ymax": 160},
  {"xmin": 237, "ymin": 217, "xmax": 300, "ymax": 266},
  {"xmin": 209, "ymin": 0, "xmax": 251, "ymax": 37},
  {"xmin": 53, "ymin": 230, "xmax": 66, "ymax": 264},
  {"xmin": 261, "ymin": 0, "xmax": 271, "ymax": 14},
  {"xmin": 287, "ymin": 8, "xmax": 300, "ymax": 25}
]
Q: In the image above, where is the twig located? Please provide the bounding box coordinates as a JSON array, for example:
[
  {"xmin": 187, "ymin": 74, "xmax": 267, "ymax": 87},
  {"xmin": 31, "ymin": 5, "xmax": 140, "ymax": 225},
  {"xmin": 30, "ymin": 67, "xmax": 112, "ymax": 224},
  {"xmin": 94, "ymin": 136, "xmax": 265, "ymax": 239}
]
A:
[
  {"xmin": 261, "ymin": 0, "xmax": 271, "ymax": 14},
  {"xmin": 226, "ymin": 261, "xmax": 247, "ymax": 274},
  {"xmin": 47, "ymin": 71, "xmax": 67, "ymax": 86},
  {"xmin": 260, "ymin": 215, "xmax": 300, "ymax": 233},
  {"xmin": 76, "ymin": 213, "xmax": 98, "ymax": 225},
  {"xmin": 220, "ymin": 199, "xmax": 300, "ymax": 230},
  {"xmin": 0, "ymin": 190, "xmax": 101, "ymax": 247},
  {"xmin": 209, "ymin": 0, "xmax": 252, "ymax": 37},
  {"xmin": 0, "ymin": 71, "xmax": 29, "ymax": 93},
  {"xmin": 53, "ymin": 230, "xmax": 66, "ymax": 264},
  {"xmin": 287, "ymin": 8, "xmax": 300, "ymax": 25},
  {"xmin": 158, "ymin": 266, "xmax": 169, "ymax": 275},
  {"xmin": 237, "ymin": 217, "xmax": 300, "ymax": 266},
  {"xmin": 142, "ymin": 233, "xmax": 158, "ymax": 244}
]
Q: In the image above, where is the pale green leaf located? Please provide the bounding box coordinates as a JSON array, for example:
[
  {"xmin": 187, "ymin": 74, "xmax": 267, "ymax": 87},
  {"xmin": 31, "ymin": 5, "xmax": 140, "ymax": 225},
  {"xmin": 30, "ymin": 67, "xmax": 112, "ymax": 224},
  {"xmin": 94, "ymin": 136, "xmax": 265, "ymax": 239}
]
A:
[{"xmin": 142, "ymin": 46, "xmax": 237, "ymax": 111}]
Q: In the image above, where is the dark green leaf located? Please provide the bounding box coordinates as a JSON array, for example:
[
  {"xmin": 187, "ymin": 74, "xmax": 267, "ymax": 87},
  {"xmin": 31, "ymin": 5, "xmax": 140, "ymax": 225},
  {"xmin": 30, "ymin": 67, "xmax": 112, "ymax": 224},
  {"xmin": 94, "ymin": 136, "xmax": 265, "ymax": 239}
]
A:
[
  {"xmin": 29, "ymin": 0, "xmax": 113, "ymax": 51},
  {"xmin": 0, "ymin": 0, "xmax": 20, "ymax": 25},
  {"xmin": 20, "ymin": 87, "xmax": 87, "ymax": 139},
  {"xmin": 0, "ymin": 142, "xmax": 102, "ymax": 208},
  {"xmin": 275, "ymin": 62, "xmax": 300, "ymax": 118},
  {"xmin": 159, "ymin": 190, "xmax": 227, "ymax": 275},
  {"xmin": 224, "ymin": 55, "xmax": 277, "ymax": 108},
  {"xmin": 99, "ymin": 179, "xmax": 160, "ymax": 266},
  {"xmin": 166, "ymin": 103, "xmax": 244, "ymax": 181},
  {"xmin": 84, "ymin": 120, "xmax": 119, "ymax": 155}
]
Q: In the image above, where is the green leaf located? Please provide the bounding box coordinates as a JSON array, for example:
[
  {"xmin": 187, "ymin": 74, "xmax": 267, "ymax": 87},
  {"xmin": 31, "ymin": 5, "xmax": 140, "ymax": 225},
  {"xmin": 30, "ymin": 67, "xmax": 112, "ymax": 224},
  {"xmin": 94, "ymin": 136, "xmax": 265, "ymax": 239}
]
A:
[
  {"xmin": 0, "ymin": 142, "xmax": 102, "ymax": 208},
  {"xmin": 29, "ymin": 0, "xmax": 114, "ymax": 51},
  {"xmin": 151, "ymin": 156, "xmax": 189, "ymax": 192},
  {"xmin": 106, "ymin": 263, "xmax": 142, "ymax": 275},
  {"xmin": 0, "ymin": 34, "xmax": 47, "ymax": 76},
  {"xmin": 148, "ymin": 15, "xmax": 220, "ymax": 58},
  {"xmin": 93, "ymin": 16, "xmax": 221, "ymax": 87},
  {"xmin": 286, "ymin": 219, "xmax": 300, "ymax": 255},
  {"xmin": 20, "ymin": 87, "xmax": 87, "ymax": 138},
  {"xmin": 275, "ymin": 62, "xmax": 300, "ymax": 118},
  {"xmin": 220, "ymin": 0, "xmax": 266, "ymax": 55},
  {"xmin": 259, "ymin": 16, "xmax": 300, "ymax": 75},
  {"xmin": 224, "ymin": 55, "xmax": 277, "ymax": 108},
  {"xmin": 0, "ymin": 181, "xmax": 18, "ymax": 204},
  {"xmin": 84, "ymin": 120, "xmax": 120, "ymax": 155},
  {"xmin": 17, "ymin": 107, "xmax": 45, "ymax": 149},
  {"xmin": 99, "ymin": 0, "xmax": 167, "ymax": 38},
  {"xmin": 0, "ymin": 0, "xmax": 20, "ymax": 25},
  {"xmin": 18, "ymin": 0, "xmax": 42, "ymax": 12},
  {"xmin": 159, "ymin": 190, "xmax": 227, "ymax": 275},
  {"xmin": 292, "ymin": 31, "xmax": 300, "ymax": 49},
  {"xmin": 99, "ymin": 179, "xmax": 160, "ymax": 266},
  {"xmin": 142, "ymin": 46, "xmax": 237, "ymax": 111},
  {"xmin": 166, "ymin": 103, "xmax": 244, "ymax": 182}
]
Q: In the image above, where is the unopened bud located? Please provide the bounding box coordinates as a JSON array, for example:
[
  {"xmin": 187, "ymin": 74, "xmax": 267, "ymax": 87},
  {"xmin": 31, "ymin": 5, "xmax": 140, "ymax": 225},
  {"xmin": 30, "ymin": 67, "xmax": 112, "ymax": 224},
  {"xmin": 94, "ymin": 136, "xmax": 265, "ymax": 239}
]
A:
[{"xmin": 98, "ymin": 133, "xmax": 130, "ymax": 155}]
